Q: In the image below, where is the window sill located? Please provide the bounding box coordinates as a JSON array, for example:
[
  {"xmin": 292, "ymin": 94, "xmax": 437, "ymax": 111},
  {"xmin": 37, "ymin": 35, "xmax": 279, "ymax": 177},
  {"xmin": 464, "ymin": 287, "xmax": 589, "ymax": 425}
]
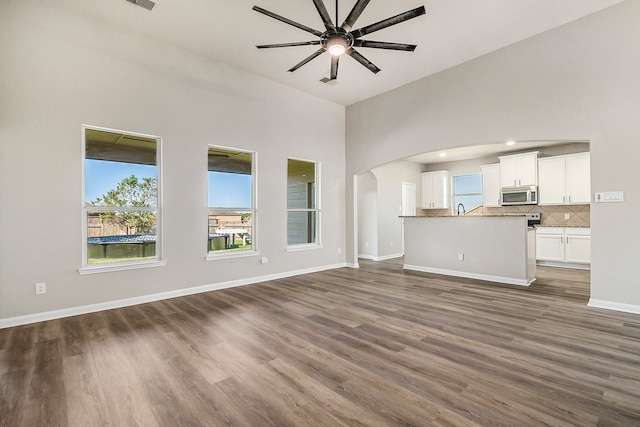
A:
[
  {"xmin": 287, "ymin": 244, "xmax": 324, "ymax": 252},
  {"xmin": 78, "ymin": 259, "xmax": 167, "ymax": 275},
  {"xmin": 206, "ymin": 250, "xmax": 260, "ymax": 261}
]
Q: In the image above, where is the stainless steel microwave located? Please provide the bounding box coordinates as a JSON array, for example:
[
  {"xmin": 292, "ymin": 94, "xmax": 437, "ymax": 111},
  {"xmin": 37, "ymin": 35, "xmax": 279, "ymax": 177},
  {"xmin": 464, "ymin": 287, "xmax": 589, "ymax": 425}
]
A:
[{"xmin": 501, "ymin": 186, "xmax": 538, "ymax": 205}]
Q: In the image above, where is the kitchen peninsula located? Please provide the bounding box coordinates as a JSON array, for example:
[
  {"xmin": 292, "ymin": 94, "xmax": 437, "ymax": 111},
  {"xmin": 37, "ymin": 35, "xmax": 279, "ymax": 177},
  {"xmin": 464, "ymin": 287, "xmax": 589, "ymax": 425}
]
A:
[{"xmin": 403, "ymin": 216, "xmax": 536, "ymax": 286}]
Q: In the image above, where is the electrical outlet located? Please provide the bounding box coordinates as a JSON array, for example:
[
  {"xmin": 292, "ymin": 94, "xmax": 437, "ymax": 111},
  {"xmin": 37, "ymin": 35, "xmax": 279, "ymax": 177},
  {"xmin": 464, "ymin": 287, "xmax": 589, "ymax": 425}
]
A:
[
  {"xmin": 337, "ymin": 247, "xmax": 342, "ymax": 254},
  {"xmin": 390, "ymin": 241, "xmax": 394, "ymax": 247},
  {"xmin": 458, "ymin": 253, "xmax": 464, "ymax": 261},
  {"xmin": 365, "ymin": 242, "xmax": 368, "ymax": 248},
  {"xmin": 564, "ymin": 213, "xmax": 570, "ymax": 220},
  {"xmin": 35, "ymin": 282, "xmax": 46, "ymax": 295}
]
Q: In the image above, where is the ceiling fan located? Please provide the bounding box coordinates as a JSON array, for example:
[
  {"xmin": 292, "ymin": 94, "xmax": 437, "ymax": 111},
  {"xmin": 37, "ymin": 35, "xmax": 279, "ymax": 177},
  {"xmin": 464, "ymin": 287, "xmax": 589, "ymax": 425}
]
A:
[{"xmin": 253, "ymin": 0, "xmax": 426, "ymax": 81}]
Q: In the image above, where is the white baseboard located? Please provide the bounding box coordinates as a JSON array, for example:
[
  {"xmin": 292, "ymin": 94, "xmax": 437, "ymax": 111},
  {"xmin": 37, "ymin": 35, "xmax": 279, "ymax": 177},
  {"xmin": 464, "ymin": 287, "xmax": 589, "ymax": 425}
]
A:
[
  {"xmin": 358, "ymin": 253, "xmax": 404, "ymax": 262},
  {"xmin": 374, "ymin": 253, "xmax": 404, "ymax": 261},
  {"xmin": 0, "ymin": 263, "xmax": 348, "ymax": 329},
  {"xmin": 404, "ymin": 264, "xmax": 533, "ymax": 287},
  {"xmin": 537, "ymin": 261, "xmax": 590, "ymax": 270},
  {"xmin": 588, "ymin": 299, "xmax": 640, "ymax": 315},
  {"xmin": 346, "ymin": 262, "xmax": 360, "ymax": 269}
]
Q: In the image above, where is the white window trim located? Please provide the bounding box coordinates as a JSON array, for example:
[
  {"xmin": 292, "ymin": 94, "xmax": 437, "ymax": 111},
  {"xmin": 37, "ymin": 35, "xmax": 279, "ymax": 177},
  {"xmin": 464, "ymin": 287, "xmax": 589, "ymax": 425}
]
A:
[
  {"xmin": 451, "ymin": 172, "xmax": 483, "ymax": 215},
  {"xmin": 79, "ymin": 125, "xmax": 164, "ymax": 274},
  {"xmin": 286, "ymin": 158, "xmax": 321, "ymax": 250},
  {"xmin": 206, "ymin": 145, "xmax": 258, "ymax": 260},
  {"xmin": 286, "ymin": 243, "xmax": 324, "ymax": 253},
  {"xmin": 79, "ymin": 260, "xmax": 167, "ymax": 275}
]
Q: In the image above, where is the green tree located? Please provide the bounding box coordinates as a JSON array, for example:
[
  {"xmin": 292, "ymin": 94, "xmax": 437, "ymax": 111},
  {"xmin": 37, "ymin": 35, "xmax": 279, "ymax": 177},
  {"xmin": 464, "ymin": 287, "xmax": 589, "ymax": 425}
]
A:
[{"xmin": 92, "ymin": 175, "xmax": 157, "ymax": 235}]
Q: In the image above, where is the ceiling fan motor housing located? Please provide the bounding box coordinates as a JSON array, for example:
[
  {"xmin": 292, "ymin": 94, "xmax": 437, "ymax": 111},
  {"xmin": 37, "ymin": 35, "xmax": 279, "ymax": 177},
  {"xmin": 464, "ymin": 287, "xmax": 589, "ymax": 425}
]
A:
[{"xmin": 322, "ymin": 28, "xmax": 354, "ymax": 56}]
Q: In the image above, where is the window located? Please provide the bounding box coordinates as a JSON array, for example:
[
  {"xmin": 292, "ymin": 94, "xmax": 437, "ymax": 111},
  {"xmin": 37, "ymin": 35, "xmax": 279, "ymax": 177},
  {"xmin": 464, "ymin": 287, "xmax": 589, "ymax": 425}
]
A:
[
  {"xmin": 287, "ymin": 158, "xmax": 320, "ymax": 248},
  {"xmin": 207, "ymin": 146, "xmax": 255, "ymax": 257},
  {"xmin": 452, "ymin": 173, "xmax": 483, "ymax": 214},
  {"xmin": 81, "ymin": 126, "xmax": 163, "ymax": 272}
]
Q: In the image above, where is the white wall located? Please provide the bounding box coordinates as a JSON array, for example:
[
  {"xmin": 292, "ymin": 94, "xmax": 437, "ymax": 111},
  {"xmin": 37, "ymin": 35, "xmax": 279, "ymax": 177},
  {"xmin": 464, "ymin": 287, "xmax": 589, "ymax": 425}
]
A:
[
  {"xmin": 346, "ymin": 1, "xmax": 640, "ymax": 309},
  {"xmin": 0, "ymin": 1, "xmax": 345, "ymax": 322},
  {"xmin": 357, "ymin": 172, "xmax": 378, "ymax": 259}
]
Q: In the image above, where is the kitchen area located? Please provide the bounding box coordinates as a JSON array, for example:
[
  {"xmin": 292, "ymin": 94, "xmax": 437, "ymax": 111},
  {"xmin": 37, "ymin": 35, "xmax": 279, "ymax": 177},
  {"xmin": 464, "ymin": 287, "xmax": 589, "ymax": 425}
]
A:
[{"xmin": 363, "ymin": 141, "xmax": 591, "ymax": 286}]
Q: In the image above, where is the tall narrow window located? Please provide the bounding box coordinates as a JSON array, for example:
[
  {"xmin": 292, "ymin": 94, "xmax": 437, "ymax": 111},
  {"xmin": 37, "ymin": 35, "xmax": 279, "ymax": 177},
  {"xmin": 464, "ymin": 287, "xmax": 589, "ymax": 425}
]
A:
[
  {"xmin": 287, "ymin": 158, "xmax": 320, "ymax": 247},
  {"xmin": 207, "ymin": 146, "xmax": 255, "ymax": 257},
  {"xmin": 453, "ymin": 173, "xmax": 483, "ymax": 214},
  {"xmin": 82, "ymin": 126, "xmax": 162, "ymax": 271}
]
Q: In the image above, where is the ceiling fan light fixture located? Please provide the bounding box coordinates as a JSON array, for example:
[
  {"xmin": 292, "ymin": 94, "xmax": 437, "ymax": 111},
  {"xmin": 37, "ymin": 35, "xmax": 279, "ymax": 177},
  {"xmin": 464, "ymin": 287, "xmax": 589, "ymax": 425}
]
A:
[
  {"xmin": 324, "ymin": 32, "xmax": 352, "ymax": 57},
  {"xmin": 326, "ymin": 38, "xmax": 348, "ymax": 56}
]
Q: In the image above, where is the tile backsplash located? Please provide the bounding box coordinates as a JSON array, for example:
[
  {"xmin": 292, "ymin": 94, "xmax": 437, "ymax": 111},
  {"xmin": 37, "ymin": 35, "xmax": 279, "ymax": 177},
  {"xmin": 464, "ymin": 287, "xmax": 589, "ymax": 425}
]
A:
[{"xmin": 420, "ymin": 204, "xmax": 590, "ymax": 227}]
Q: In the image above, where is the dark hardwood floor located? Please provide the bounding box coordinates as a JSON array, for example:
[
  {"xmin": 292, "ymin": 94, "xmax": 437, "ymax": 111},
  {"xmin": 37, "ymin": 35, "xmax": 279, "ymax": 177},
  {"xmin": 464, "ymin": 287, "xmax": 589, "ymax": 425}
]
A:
[{"xmin": 2, "ymin": 259, "xmax": 640, "ymax": 426}]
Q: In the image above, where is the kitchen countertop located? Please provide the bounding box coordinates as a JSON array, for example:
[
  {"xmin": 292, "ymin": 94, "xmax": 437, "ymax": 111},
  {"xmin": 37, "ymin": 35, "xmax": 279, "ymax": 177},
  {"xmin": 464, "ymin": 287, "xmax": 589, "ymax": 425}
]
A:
[
  {"xmin": 535, "ymin": 225, "xmax": 591, "ymax": 228},
  {"xmin": 400, "ymin": 216, "xmax": 590, "ymax": 228}
]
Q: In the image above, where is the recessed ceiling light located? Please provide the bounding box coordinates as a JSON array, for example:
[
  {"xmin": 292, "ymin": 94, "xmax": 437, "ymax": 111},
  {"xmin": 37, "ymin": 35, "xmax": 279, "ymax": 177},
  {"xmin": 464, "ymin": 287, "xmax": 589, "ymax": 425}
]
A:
[
  {"xmin": 439, "ymin": 152, "xmax": 447, "ymax": 157},
  {"xmin": 506, "ymin": 141, "xmax": 516, "ymax": 146}
]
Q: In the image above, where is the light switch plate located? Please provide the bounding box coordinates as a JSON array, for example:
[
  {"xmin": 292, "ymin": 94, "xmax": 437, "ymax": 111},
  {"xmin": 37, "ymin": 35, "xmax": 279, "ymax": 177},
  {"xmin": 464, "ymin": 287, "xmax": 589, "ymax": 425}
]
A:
[{"xmin": 595, "ymin": 191, "xmax": 624, "ymax": 203}]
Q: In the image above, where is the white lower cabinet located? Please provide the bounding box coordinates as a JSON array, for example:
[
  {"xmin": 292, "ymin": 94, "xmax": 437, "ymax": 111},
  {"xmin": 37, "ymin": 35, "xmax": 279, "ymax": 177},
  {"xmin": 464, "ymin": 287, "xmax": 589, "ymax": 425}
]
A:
[{"xmin": 536, "ymin": 227, "xmax": 591, "ymax": 266}]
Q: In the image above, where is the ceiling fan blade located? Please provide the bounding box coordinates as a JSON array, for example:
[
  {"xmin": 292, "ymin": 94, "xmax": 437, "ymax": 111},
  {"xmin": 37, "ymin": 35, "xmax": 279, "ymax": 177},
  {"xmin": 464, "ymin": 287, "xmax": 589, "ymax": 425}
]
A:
[
  {"xmin": 347, "ymin": 48, "xmax": 380, "ymax": 74},
  {"xmin": 352, "ymin": 40, "xmax": 417, "ymax": 52},
  {"xmin": 253, "ymin": 6, "xmax": 323, "ymax": 37},
  {"xmin": 330, "ymin": 56, "xmax": 339, "ymax": 80},
  {"xmin": 351, "ymin": 6, "xmax": 426, "ymax": 38},
  {"xmin": 312, "ymin": 0, "xmax": 335, "ymax": 30},
  {"xmin": 341, "ymin": 0, "xmax": 370, "ymax": 32},
  {"xmin": 288, "ymin": 48, "xmax": 325, "ymax": 72},
  {"xmin": 257, "ymin": 41, "xmax": 321, "ymax": 49}
]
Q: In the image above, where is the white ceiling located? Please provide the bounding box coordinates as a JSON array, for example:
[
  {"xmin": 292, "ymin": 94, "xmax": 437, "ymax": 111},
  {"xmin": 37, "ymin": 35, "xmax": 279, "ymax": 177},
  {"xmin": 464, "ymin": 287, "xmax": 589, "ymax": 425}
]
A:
[
  {"xmin": 405, "ymin": 140, "xmax": 587, "ymax": 165},
  {"xmin": 58, "ymin": 0, "xmax": 622, "ymax": 106}
]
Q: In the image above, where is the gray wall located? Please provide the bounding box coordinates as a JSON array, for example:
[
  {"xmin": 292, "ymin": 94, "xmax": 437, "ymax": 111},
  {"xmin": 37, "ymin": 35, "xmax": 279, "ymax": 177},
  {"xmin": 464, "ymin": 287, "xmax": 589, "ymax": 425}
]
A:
[
  {"xmin": 403, "ymin": 217, "xmax": 533, "ymax": 285},
  {"xmin": 0, "ymin": 2, "xmax": 345, "ymax": 320},
  {"xmin": 369, "ymin": 161, "xmax": 423, "ymax": 259},
  {"xmin": 346, "ymin": 1, "xmax": 640, "ymax": 307}
]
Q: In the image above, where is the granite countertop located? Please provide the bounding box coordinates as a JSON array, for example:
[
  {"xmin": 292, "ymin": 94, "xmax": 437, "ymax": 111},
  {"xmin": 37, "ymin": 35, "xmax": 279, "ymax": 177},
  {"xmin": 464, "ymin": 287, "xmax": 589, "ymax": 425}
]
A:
[{"xmin": 400, "ymin": 215, "xmax": 529, "ymax": 218}]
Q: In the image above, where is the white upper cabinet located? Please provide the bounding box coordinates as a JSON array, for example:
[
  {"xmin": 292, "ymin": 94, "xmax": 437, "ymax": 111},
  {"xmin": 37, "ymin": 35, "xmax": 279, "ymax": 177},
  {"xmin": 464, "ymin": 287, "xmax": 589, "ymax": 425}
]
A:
[
  {"xmin": 481, "ymin": 164, "xmax": 501, "ymax": 207},
  {"xmin": 566, "ymin": 153, "xmax": 591, "ymax": 204},
  {"xmin": 421, "ymin": 171, "xmax": 450, "ymax": 209},
  {"xmin": 538, "ymin": 152, "xmax": 590, "ymax": 205},
  {"xmin": 538, "ymin": 156, "xmax": 567, "ymax": 204},
  {"xmin": 499, "ymin": 152, "xmax": 539, "ymax": 187}
]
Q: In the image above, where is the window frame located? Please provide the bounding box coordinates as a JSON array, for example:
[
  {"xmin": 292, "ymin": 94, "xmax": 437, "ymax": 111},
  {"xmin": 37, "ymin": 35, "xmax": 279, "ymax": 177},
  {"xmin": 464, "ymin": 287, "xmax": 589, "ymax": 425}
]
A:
[
  {"xmin": 79, "ymin": 125, "xmax": 165, "ymax": 275},
  {"xmin": 451, "ymin": 173, "xmax": 483, "ymax": 215},
  {"xmin": 286, "ymin": 157, "xmax": 322, "ymax": 251},
  {"xmin": 205, "ymin": 145, "xmax": 258, "ymax": 261}
]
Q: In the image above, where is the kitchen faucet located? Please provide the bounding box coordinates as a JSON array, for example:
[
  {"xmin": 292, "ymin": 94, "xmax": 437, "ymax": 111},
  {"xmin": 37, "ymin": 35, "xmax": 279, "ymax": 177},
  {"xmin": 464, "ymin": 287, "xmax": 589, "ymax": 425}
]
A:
[{"xmin": 457, "ymin": 203, "xmax": 466, "ymax": 216}]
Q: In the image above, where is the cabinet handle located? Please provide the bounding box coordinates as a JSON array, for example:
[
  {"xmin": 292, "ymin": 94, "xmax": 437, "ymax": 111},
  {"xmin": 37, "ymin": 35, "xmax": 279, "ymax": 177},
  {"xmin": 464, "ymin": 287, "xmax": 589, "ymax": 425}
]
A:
[
  {"xmin": 514, "ymin": 179, "xmax": 516, "ymax": 186},
  {"xmin": 561, "ymin": 237, "xmax": 563, "ymax": 244},
  {"xmin": 563, "ymin": 196, "xmax": 565, "ymax": 204},
  {"xmin": 568, "ymin": 195, "xmax": 571, "ymax": 203}
]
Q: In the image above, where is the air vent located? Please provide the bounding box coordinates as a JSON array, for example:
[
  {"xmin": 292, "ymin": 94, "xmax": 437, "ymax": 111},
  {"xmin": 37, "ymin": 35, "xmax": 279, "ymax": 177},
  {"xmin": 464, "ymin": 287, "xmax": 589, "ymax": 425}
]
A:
[
  {"xmin": 126, "ymin": 0, "xmax": 155, "ymax": 11},
  {"xmin": 319, "ymin": 77, "xmax": 338, "ymax": 85}
]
